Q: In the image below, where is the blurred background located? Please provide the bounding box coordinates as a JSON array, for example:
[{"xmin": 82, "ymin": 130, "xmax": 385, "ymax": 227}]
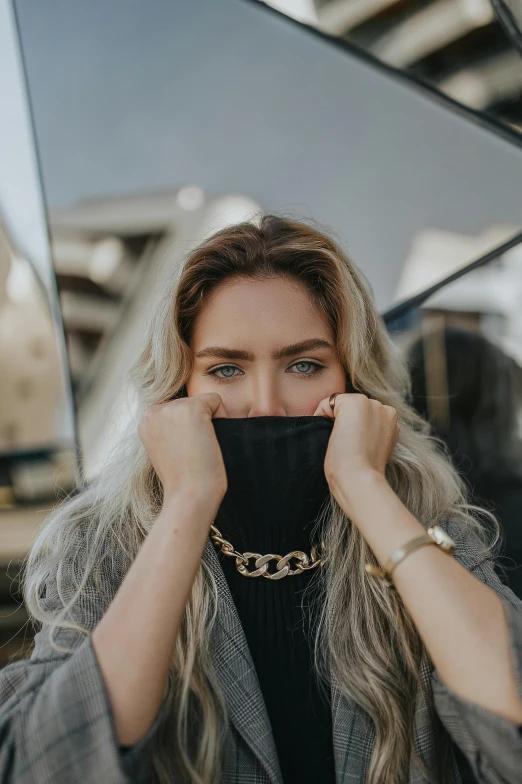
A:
[{"xmin": 0, "ymin": 0, "xmax": 521, "ymax": 669}]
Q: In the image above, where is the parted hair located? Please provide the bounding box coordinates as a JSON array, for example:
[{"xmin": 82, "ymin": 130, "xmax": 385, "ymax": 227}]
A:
[{"xmin": 22, "ymin": 214, "xmax": 494, "ymax": 783}]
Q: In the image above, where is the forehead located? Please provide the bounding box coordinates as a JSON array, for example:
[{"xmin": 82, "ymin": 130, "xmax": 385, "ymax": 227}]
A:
[{"xmin": 190, "ymin": 277, "xmax": 332, "ymax": 345}]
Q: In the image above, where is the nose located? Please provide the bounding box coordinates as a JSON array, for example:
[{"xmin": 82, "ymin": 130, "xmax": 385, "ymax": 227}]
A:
[
  {"xmin": 248, "ymin": 387, "xmax": 286, "ymax": 417},
  {"xmin": 248, "ymin": 400, "xmax": 287, "ymax": 417}
]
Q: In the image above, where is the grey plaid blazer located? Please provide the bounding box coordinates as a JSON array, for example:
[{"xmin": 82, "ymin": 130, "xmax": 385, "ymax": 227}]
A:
[{"xmin": 0, "ymin": 520, "xmax": 522, "ymax": 784}]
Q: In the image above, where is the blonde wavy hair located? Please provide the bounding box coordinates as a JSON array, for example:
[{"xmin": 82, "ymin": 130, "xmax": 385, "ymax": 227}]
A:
[{"xmin": 21, "ymin": 214, "xmax": 496, "ymax": 783}]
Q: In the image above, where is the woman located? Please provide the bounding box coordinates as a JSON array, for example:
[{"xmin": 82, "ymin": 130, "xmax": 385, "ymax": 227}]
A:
[{"xmin": 1, "ymin": 215, "xmax": 521, "ymax": 784}]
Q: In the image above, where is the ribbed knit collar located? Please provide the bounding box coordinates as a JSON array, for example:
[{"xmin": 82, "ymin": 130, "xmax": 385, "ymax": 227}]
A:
[{"xmin": 211, "ymin": 416, "xmax": 333, "ymax": 556}]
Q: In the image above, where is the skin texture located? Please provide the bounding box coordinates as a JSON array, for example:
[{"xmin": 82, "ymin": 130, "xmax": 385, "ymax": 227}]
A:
[{"xmin": 186, "ymin": 276, "xmax": 347, "ymax": 416}]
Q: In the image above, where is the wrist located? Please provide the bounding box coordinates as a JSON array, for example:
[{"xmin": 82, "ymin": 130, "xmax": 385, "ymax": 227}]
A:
[
  {"xmin": 331, "ymin": 469, "xmax": 427, "ymax": 563},
  {"xmin": 330, "ymin": 468, "xmax": 388, "ymax": 516},
  {"xmin": 161, "ymin": 485, "xmax": 224, "ymax": 523}
]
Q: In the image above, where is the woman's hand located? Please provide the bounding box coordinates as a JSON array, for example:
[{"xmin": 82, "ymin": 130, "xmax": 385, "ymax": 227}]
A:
[
  {"xmin": 138, "ymin": 393, "xmax": 228, "ymax": 513},
  {"xmin": 313, "ymin": 392, "xmax": 399, "ymax": 508}
]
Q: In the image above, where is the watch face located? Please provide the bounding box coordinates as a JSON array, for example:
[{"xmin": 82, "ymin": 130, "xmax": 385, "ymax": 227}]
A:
[{"xmin": 428, "ymin": 525, "xmax": 456, "ymax": 554}]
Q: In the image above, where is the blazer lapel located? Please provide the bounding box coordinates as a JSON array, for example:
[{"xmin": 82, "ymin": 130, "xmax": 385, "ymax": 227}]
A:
[{"xmin": 203, "ymin": 540, "xmax": 283, "ymax": 784}]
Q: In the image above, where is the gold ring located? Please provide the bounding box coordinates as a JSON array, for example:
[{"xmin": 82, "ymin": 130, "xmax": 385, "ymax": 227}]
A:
[{"xmin": 329, "ymin": 392, "xmax": 341, "ymax": 412}]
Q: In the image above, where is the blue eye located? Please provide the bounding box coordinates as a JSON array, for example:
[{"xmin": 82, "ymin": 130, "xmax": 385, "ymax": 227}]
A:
[
  {"xmin": 206, "ymin": 365, "xmax": 240, "ymax": 379},
  {"xmin": 293, "ymin": 361, "xmax": 324, "ymax": 375}
]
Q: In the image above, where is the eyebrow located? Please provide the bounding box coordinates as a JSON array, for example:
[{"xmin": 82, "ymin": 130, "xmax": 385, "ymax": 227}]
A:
[{"xmin": 194, "ymin": 338, "xmax": 335, "ymax": 362}]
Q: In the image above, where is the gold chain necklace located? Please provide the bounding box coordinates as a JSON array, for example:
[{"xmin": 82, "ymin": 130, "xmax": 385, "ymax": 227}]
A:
[{"xmin": 210, "ymin": 524, "xmax": 324, "ymax": 580}]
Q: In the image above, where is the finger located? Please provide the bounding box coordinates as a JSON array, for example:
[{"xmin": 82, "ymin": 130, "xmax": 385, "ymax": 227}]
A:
[
  {"xmin": 196, "ymin": 392, "xmax": 226, "ymax": 418},
  {"xmin": 312, "ymin": 397, "xmax": 335, "ymax": 418},
  {"xmin": 314, "ymin": 391, "xmax": 349, "ymax": 417},
  {"xmin": 214, "ymin": 400, "xmax": 228, "ymax": 418}
]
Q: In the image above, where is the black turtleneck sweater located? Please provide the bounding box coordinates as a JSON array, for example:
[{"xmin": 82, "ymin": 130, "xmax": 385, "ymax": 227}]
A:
[{"xmin": 212, "ymin": 416, "xmax": 336, "ymax": 784}]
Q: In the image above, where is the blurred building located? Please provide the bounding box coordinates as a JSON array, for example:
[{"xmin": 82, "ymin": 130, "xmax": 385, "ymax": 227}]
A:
[
  {"xmin": 0, "ymin": 188, "xmax": 262, "ymax": 663},
  {"xmin": 265, "ymin": 0, "xmax": 522, "ymax": 132}
]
